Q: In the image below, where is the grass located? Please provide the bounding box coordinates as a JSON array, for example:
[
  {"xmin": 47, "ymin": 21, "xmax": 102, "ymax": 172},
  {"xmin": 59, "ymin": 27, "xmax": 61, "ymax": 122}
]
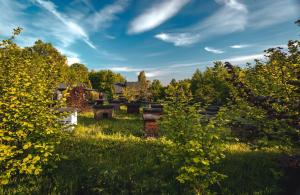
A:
[{"xmin": 1, "ymin": 107, "xmax": 295, "ymax": 194}]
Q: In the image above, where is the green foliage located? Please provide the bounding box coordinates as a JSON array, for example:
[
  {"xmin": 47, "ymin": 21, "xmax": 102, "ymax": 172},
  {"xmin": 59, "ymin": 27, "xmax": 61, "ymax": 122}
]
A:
[
  {"xmin": 212, "ymin": 144, "xmax": 284, "ymax": 194},
  {"xmin": 191, "ymin": 63, "xmax": 231, "ymax": 105},
  {"xmin": 0, "ymin": 30, "xmax": 65, "ymax": 185},
  {"xmin": 137, "ymin": 71, "xmax": 149, "ymax": 99},
  {"xmin": 68, "ymin": 63, "xmax": 91, "ymax": 87},
  {"xmin": 164, "ymin": 79, "xmax": 192, "ymax": 99},
  {"xmin": 149, "ymin": 79, "xmax": 164, "ymax": 101},
  {"xmin": 160, "ymin": 99, "xmax": 225, "ymax": 194},
  {"xmin": 222, "ymin": 40, "xmax": 300, "ymax": 147},
  {"xmin": 88, "ymin": 70, "xmax": 125, "ymax": 98},
  {"xmin": 0, "ymin": 110, "xmax": 293, "ymax": 194}
]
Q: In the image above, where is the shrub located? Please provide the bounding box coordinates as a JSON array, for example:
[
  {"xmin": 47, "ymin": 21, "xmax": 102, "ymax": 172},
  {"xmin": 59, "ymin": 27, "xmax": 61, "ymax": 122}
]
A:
[
  {"xmin": 160, "ymin": 99, "xmax": 225, "ymax": 194},
  {"xmin": 0, "ymin": 29, "xmax": 66, "ymax": 185}
]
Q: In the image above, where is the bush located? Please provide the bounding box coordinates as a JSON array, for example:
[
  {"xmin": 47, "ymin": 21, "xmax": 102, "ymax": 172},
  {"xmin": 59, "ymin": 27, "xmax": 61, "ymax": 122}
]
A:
[
  {"xmin": 0, "ymin": 29, "xmax": 66, "ymax": 185},
  {"xmin": 160, "ymin": 99, "xmax": 226, "ymax": 194}
]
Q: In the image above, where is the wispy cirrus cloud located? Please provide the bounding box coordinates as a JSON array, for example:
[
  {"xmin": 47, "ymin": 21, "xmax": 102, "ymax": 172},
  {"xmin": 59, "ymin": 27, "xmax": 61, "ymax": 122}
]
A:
[
  {"xmin": 155, "ymin": 33, "xmax": 200, "ymax": 46},
  {"xmin": 155, "ymin": 0, "xmax": 298, "ymax": 47},
  {"xmin": 248, "ymin": 0, "xmax": 299, "ymax": 29},
  {"xmin": 222, "ymin": 53, "xmax": 265, "ymax": 64},
  {"xmin": 128, "ymin": 0, "xmax": 190, "ymax": 34},
  {"xmin": 57, "ymin": 47, "xmax": 82, "ymax": 65},
  {"xmin": 145, "ymin": 51, "xmax": 169, "ymax": 58},
  {"xmin": 230, "ymin": 44, "xmax": 250, "ymax": 49},
  {"xmin": 87, "ymin": 0, "xmax": 128, "ymax": 31},
  {"xmin": 110, "ymin": 66, "xmax": 142, "ymax": 72},
  {"xmin": 0, "ymin": 0, "xmax": 29, "ymax": 37},
  {"xmin": 204, "ymin": 47, "xmax": 224, "ymax": 54},
  {"xmin": 0, "ymin": 0, "xmax": 128, "ymax": 63},
  {"xmin": 155, "ymin": 0, "xmax": 247, "ymax": 46},
  {"xmin": 33, "ymin": 0, "xmax": 96, "ymax": 49}
]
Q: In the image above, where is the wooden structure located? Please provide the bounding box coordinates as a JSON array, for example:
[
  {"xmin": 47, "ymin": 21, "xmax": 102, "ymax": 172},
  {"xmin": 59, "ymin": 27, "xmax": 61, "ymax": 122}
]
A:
[
  {"xmin": 143, "ymin": 107, "xmax": 163, "ymax": 137},
  {"xmin": 58, "ymin": 107, "xmax": 77, "ymax": 131},
  {"xmin": 151, "ymin": 104, "xmax": 163, "ymax": 110},
  {"xmin": 93, "ymin": 105, "xmax": 114, "ymax": 120},
  {"xmin": 126, "ymin": 103, "xmax": 141, "ymax": 114},
  {"xmin": 109, "ymin": 99, "xmax": 122, "ymax": 111}
]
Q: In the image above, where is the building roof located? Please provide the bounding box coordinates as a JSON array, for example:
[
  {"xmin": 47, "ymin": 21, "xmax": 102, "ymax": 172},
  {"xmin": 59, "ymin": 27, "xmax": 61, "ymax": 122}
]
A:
[{"xmin": 113, "ymin": 81, "xmax": 139, "ymax": 94}]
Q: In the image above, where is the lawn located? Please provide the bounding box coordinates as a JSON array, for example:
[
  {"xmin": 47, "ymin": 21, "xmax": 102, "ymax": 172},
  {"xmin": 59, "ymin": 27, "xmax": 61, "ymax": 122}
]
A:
[{"xmin": 1, "ymin": 108, "xmax": 293, "ymax": 194}]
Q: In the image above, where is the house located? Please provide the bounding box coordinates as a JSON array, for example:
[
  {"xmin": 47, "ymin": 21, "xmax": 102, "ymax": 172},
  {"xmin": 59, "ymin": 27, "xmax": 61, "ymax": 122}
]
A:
[{"xmin": 113, "ymin": 81, "xmax": 139, "ymax": 95}]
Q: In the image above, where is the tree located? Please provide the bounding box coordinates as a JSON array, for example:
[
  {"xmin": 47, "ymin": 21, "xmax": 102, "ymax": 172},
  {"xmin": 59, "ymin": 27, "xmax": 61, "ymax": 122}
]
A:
[
  {"xmin": 221, "ymin": 39, "xmax": 300, "ymax": 147},
  {"xmin": 0, "ymin": 29, "xmax": 65, "ymax": 185},
  {"xmin": 89, "ymin": 70, "xmax": 125, "ymax": 98},
  {"xmin": 190, "ymin": 69, "xmax": 202, "ymax": 95},
  {"xmin": 190, "ymin": 63, "xmax": 230, "ymax": 105},
  {"xmin": 149, "ymin": 79, "xmax": 164, "ymax": 101},
  {"xmin": 137, "ymin": 71, "xmax": 149, "ymax": 100},
  {"xmin": 31, "ymin": 40, "xmax": 69, "ymax": 85},
  {"xmin": 160, "ymin": 99, "xmax": 225, "ymax": 193},
  {"xmin": 68, "ymin": 63, "xmax": 91, "ymax": 87}
]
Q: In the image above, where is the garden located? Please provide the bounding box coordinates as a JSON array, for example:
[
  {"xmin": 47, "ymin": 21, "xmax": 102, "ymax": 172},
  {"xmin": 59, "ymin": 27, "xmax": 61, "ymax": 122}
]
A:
[{"xmin": 1, "ymin": 22, "xmax": 300, "ymax": 195}]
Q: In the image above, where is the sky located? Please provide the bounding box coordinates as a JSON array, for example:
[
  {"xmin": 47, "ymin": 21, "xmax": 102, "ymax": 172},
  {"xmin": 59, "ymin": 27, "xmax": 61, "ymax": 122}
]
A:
[{"xmin": 0, "ymin": 0, "xmax": 299, "ymax": 84}]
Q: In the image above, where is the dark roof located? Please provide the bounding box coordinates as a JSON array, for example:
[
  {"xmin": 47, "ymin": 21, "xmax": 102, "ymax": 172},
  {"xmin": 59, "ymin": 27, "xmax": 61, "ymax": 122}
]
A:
[
  {"xmin": 113, "ymin": 81, "xmax": 140, "ymax": 94},
  {"xmin": 126, "ymin": 82, "xmax": 139, "ymax": 87}
]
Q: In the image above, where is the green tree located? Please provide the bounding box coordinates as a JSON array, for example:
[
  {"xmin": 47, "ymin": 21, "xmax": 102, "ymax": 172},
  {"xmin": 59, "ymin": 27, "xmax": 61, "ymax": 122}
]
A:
[
  {"xmin": 190, "ymin": 69, "xmax": 202, "ymax": 95},
  {"xmin": 0, "ymin": 29, "xmax": 65, "ymax": 185},
  {"xmin": 160, "ymin": 99, "xmax": 225, "ymax": 194},
  {"xmin": 149, "ymin": 79, "xmax": 164, "ymax": 101},
  {"xmin": 89, "ymin": 70, "xmax": 125, "ymax": 98},
  {"xmin": 221, "ymin": 39, "xmax": 300, "ymax": 147},
  {"xmin": 68, "ymin": 63, "xmax": 91, "ymax": 87},
  {"xmin": 191, "ymin": 63, "xmax": 230, "ymax": 105},
  {"xmin": 137, "ymin": 71, "xmax": 149, "ymax": 100}
]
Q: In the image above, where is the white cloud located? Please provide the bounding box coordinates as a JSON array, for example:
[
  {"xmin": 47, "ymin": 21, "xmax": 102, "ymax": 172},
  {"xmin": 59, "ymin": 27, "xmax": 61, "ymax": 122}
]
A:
[
  {"xmin": 128, "ymin": 0, "xmax": 190, "ymax": 34},
  {"xmin": 145, "ymin": 51, "xmax": 169, "ymax": 57},
  {"xmin": 248, "ymin": 0, "xmax": 299, "ymax": 29},
  {"xmin": 144, "ymin": 71, "xmax": 167, "ymax": 78},
  {"xmin": 155, "ymin": 33, "xmax": 200, "ymax": 46},
  {"xmin": 67, "ymin": 56, "xmax": 81, "ymax": 65},
  {"xmin": 88, "ymin": 0, "xmax": 128, "ymax": 31},
  {"xmin": 33, "ymin": 0, "xmax": 96, "ymax": 49},
  {"xmin": 155, "ymin": 0, "xmax": 247, "ymax": 46},
  {"xmin": 57, "ymin": 47, "xmax": 82, "ymax": 65},
  {"xmin": 204, "ymin": 47, "xmax": 224, "ymax": 54},
  {"xmin": 110, "ymin": 66, "xmax": 142, "ymax": 72},
  {"xmin": 222, "ymin": 53, "xmax": 265, "ymax": 64},
  {"xmin": 230, "ymin": 44, "xmax": 250, "ymax": 49},
  {"xmin": 0, "ymin": 0, "xmax": 29, "ymax": 37}
]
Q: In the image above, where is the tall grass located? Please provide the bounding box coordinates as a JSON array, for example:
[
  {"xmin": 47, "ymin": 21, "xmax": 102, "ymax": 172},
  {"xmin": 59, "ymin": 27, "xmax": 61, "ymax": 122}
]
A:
[{"xmin": 1, "ymin": 108, "xmax": 293, "ymax": 194}]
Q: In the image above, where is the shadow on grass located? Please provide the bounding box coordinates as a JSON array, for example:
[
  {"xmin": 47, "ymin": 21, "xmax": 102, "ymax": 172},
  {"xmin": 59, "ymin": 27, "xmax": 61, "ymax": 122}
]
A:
[
  {"xmin": 212, "ymin": 149, "xmax": 284, "ymax": 195},
  {"xmin": 31, "ymin": 136, "xmax": 176, "ymax": 195}
]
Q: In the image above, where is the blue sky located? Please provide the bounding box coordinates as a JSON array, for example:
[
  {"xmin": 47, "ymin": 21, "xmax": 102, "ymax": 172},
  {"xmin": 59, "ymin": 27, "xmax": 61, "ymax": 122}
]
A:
[{"xmin": 0, "ymin": 0, "xmax": 299, "ymax": 83}]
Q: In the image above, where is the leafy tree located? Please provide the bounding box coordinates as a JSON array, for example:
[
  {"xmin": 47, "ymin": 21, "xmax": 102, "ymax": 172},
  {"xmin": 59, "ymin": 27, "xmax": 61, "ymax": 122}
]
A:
[
  {"xmin": 222, "ymin": 40, "xmax": 300, "ymax": 147},
  {"xmin": 31, "ymin": 40, "xmax": 70, "ymax": 85},
  {"xmin": 0, "ymin": 29, "xmax": 65, "ymax": 185},
  {"xmin": 191, "ymin": 63, "xmax": 231, "ymax": 105},
  {"xmin": 89, "ymin": 70, "xmax": 125, "ymax": 98},
  {"xmin": 160, "ymin": 99, "xmax": 225, "ymax": 194},
  {"xmin": 149, "ymin": 79, "xmax": 164, "ymax": 101},
  {"xmin": 68, "ymin": 63, "xmax": 91, "ymax": 87},
  {"xmin": 137, "ymin": 71, "xmax": 149, "ymax": 100},
  {"xmin": 190, "ymin": 69, "xmax": 202, "ymax": 95}
]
